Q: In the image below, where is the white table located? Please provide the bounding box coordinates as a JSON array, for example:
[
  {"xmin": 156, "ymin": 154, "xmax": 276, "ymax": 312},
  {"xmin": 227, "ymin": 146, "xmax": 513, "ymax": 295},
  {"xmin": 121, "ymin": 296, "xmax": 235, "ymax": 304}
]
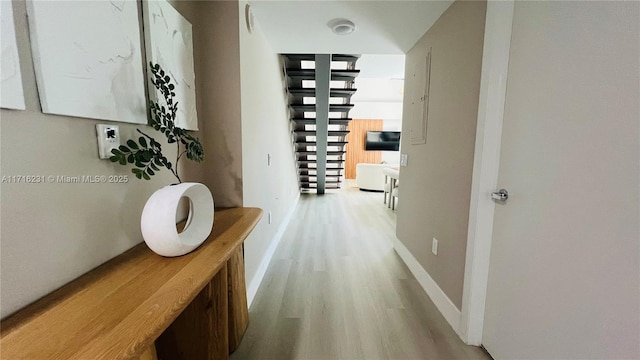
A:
[{"xmin": 382, "ymin": 168, "xmax": 400, "ymax": 210}]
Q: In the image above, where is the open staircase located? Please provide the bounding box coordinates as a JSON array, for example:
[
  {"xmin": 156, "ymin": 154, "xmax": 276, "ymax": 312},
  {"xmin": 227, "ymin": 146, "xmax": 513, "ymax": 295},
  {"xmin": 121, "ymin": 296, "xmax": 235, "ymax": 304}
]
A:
[{"xmin": 283, "ymin": 54, "xmax": 360, "ymax": 194}]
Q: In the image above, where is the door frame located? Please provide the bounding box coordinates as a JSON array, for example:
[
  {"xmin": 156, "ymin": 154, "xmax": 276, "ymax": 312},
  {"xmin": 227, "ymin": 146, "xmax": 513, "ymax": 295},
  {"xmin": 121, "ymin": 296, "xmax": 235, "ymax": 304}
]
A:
[{"xmin": 458, "ymin": 0, "xmax": 515, "ymax": 346}]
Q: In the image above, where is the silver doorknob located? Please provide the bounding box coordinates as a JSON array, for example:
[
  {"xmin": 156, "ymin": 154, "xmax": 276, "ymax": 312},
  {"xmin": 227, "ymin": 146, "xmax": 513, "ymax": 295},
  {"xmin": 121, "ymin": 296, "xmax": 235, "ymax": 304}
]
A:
[{"xmin": 491, "ymin": 189, "xmax": 509, "ymax": 202}]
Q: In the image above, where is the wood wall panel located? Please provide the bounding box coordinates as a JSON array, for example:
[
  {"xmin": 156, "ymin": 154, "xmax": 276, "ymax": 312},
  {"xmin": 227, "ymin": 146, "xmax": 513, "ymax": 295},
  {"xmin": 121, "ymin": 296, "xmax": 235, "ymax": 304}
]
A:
[{"xmin": 345, "ymin": 119, "xmax": 383, "ymax": 179}]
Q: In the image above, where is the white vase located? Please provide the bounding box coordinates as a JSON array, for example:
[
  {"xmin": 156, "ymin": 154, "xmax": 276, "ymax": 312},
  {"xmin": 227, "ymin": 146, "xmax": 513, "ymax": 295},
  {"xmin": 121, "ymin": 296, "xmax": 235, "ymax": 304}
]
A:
[{"xmin": 140, "ymin": 182, "xmax": 214, "ymax": 257}]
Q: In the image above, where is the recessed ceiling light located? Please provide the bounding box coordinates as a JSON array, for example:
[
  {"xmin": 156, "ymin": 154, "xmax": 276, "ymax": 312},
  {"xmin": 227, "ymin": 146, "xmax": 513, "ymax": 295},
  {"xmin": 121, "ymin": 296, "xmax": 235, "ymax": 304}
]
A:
[{"xmin": 328, "ymin": 18, "xmax": 356, "ymax": 36}]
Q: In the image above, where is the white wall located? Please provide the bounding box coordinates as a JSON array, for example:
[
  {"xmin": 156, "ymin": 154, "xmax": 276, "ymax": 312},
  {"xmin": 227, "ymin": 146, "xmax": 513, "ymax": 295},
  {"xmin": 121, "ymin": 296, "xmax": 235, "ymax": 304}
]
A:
[
  {"xmin": 396, "ymin": 0, "xmax": 486, "ymax": 310},
  {"xmin": 0, "ymin": 0, "xmax": 206, "ymax": 319},
  {"xmin": 238, "ymin": 0, "xmax": 300, "ymax": 305}
]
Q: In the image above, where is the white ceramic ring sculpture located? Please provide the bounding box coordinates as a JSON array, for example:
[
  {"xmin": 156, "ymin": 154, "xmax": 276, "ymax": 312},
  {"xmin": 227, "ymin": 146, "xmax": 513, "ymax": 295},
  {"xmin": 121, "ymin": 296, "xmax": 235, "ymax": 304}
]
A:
[{"xmin": 141, "ymin": 182, "xmax": 214, "ymax": 257}]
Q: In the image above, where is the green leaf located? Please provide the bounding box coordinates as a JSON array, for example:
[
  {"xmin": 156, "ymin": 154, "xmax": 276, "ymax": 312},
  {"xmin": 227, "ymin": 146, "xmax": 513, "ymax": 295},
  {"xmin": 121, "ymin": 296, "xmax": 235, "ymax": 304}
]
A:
[
  {"xmin": 109, "ymin": 156, "xmax": 119, "ymax": 162},
  {"xmin": 139, "ymin": 136, "xmax": 147, "ymax": 148},
  {"xmin": 147, "ymin": 168, "xmax": 155, "ymax": 176},
  {"xmin": 142, "ymin": 151, "xmax": 152, "ymax": 162},
  {"xmin": 127, "ymin": 140, "xmax": 139, "ymax": 150},
  {"xmin": 119, "ymin": 157, "xmax": 127, "ymax": 165},
  {"xmin": 118, "ymin": 145, "xmax": 130, "ymax": 152},
  {"xmin": 127, "ymin": 154, "xmax": 134, "ymax": 163},
  {"xmin": 142, "ymin": 172, "xmax": 151, "ymax": 180}
]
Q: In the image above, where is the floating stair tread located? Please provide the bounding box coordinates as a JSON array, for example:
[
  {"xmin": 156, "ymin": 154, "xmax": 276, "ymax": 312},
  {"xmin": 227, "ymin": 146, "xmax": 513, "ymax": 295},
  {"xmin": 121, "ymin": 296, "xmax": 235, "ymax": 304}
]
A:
[
  {"xmin": 297, "ymin": 151, "xmax": 346, "ymax": 155},
  {"xmin": 329, "ymin": 105, "xmax": 355, "ymax": 112},
  {"xmin": 284, "ymin": 54, "xmax": 358, "ymax": 62},
  {"xmin": 331, "ymin": 70, "xmax": 360, "ymax": 77},
  {"xmin": 301, "ymin": 184, "xmax": 342, "ymax": 189},
  {"xmin": 300, "ymin": 181, "xmax": 342, "ymax": 185},
  {"xmin": 289, "ymin": 104, "xmax": 354, "ymax": 111},
  {"xmin": 283, "ymin": 54, "xmax": 315, "ymax": 61},
  {"xmin": 330, "ymin": 70, "xmax": 360, "ymax": 81},
  {"xmin": 288, "ymin": 88, "xmax": 358, "ymax": 97},
  {"xmin": 296, "ymin": 141, "xmax": 348, "ymax": 145},
  {"xmin": 299, "ymin": 166, "xmax": 345, "ymax": 171},
  {"xmin": 291, "ymin": 118, "xmax": 352, "ymax": 125},
  {"xmin": 288, "ymin": 88, "xmax": 316, "ymax": 96},
  {"xmin": 332, "ymin": 54, "xmax": 360, "ymax": 62},
  {"xmin": 299, "ymin": 174, "xmax": 342, "ymax": 178},
  {"xmin": 300, "ymin": 179, "xmax": 342, "ymax": 183},
  {"xmin": 286, "ymin": 69, "xmax": 360, "ymax": 81},
  {"xmin": 286, "ymin": 69, "xmax": 315, "ymax": 80},
  {"xmin": 330, "ymin": 89, "xmax": 357, "ymax": 97},
  {"xmin": 294, "ymin": 130, "xmax": 350, "ymax": 136}
]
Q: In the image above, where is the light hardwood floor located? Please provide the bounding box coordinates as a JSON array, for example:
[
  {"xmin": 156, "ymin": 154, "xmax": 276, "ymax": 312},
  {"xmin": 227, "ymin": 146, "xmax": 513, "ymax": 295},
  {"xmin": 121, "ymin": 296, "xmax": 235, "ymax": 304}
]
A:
[{"xmin": 231, "ymin": 185, "xmax": 490, "ymax": 360}]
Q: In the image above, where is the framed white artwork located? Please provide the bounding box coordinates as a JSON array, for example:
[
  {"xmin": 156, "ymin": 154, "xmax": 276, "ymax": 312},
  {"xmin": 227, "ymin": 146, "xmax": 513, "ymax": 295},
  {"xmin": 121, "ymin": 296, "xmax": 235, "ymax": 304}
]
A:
[
  {"xmin": 1, "ymin": 0, "xmax": 26, "ymax": 110},
  {"xmin": 143, "ymin": 0, "xmax": 198, "ymax": 130},
  {"xmin": 26, "ymin": 0, "xmax": 147, "ymax": 123}
]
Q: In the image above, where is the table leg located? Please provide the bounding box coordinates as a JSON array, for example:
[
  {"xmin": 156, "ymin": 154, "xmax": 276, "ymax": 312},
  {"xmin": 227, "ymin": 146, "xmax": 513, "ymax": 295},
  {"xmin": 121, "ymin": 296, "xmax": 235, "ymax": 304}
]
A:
[
  {"xmin": 155, "ymin": 266, "xmax": 229, "ymax": 360},
  {"xmin": 228, "ymin": 246, "xmax": 249, "ymax": 353}
]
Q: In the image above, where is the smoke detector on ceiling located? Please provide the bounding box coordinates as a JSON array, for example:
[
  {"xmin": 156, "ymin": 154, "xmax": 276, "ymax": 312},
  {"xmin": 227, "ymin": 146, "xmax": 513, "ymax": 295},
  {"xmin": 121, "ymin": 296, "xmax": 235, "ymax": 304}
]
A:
[{"xmin": 328, "ymin": 18, "xmax": 357, "ymax": 35}]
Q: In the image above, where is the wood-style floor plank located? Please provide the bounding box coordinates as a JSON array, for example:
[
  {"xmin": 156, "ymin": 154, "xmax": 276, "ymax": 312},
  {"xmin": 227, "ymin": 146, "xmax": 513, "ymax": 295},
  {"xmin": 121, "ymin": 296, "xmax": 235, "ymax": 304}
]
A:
[{"xmin": 232, "ymin": 186, "xmax": 489, "ymax": 360}]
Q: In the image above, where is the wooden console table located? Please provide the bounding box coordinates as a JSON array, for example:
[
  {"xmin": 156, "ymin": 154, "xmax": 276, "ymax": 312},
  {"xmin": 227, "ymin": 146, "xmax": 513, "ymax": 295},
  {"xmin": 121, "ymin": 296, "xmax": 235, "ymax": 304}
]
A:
[{"xmin": 0, "ymin": 207, "xmax": 262, "ymax": 360}]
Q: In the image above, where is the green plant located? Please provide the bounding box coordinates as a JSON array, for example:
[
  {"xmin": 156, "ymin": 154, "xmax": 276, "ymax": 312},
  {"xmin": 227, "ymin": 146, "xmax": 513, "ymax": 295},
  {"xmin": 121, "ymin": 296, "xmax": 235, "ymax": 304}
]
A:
[{"xmin": 110, "ymin": 63, "xmax": 204, "ymax": 183}]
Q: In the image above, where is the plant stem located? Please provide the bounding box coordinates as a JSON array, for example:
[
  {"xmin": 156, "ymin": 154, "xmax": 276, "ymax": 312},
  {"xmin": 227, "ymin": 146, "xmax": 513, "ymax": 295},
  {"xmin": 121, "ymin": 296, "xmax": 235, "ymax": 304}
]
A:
[{"xmin": 175, "ymin": 141, "xmax": 181, "ymax": 183}]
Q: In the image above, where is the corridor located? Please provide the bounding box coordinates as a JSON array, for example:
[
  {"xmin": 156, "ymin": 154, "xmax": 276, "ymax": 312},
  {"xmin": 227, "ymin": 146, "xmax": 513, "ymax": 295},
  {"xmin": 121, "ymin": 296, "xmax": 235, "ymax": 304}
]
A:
[{"xmin": 232, "ymin": 187, "xmax": 489, "ymax": 360}]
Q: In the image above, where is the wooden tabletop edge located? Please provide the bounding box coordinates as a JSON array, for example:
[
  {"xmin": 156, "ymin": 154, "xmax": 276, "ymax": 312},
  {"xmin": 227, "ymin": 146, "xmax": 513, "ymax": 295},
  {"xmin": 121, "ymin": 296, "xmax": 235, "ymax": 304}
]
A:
[{"xmin": 0, "ymin": 207, "xmax": 264, "ymax": 359}]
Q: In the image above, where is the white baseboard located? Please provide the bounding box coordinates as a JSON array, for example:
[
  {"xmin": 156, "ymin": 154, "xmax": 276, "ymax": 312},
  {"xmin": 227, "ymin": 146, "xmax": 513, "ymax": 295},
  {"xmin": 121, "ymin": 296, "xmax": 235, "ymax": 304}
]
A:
[
  {"xmin": 393, "ymin": 237, "xmax": 462, "ymax": 335},
  {"xmin": 246, "ymin": 193, "xmax": 300, "ymax": 308}
]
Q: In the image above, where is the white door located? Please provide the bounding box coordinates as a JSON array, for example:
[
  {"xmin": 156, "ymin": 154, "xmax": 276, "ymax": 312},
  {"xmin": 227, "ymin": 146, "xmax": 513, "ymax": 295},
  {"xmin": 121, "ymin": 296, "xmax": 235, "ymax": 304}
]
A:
[{"xmin": 482, "ymin": 2, "xmax": 639, "ymax": 359}]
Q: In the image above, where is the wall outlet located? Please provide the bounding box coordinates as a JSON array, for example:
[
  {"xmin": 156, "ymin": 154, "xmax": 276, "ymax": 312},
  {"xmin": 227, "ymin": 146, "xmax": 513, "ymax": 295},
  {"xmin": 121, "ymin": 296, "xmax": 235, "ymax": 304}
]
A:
[
  {"xmin": 432, "ymin": 237, "xmax": 438, "ymax": 255},
  {"xmin": 268, "ymin": 211, "xmax": 272, "ymax": 224},
  {"xmin": 400, "ymin": 153, "xmax": 408, "ymax": 167},
  {"xmin": 96, "ymin": 124, "xmax": 120, "ymax": 159}
]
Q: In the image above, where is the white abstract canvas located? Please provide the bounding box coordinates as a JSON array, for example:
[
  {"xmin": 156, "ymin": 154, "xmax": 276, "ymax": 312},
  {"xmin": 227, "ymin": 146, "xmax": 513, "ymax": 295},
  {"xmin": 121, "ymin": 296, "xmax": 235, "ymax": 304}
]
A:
[
  {"xmin": 27, "ymin": 0, "xmax": 147, "ymax": 123},
  {"xmin": 143, "ymin": 0, "xmax": 198, "ymax": 130},
  {"xmin": 1, "ymin": 0, "xmax": 26, "ymax": 110}
]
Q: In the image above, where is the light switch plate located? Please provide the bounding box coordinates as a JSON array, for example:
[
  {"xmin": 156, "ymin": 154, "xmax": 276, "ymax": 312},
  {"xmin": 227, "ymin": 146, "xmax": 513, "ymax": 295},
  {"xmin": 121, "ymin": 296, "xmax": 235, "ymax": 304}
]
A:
[
  {"xmin": 96, "ymin": 124, "xmax": 120, "ymax": 159},
  {"xmin": 400, "ymin": 153, "xmax": 408, "ymax": 167}
]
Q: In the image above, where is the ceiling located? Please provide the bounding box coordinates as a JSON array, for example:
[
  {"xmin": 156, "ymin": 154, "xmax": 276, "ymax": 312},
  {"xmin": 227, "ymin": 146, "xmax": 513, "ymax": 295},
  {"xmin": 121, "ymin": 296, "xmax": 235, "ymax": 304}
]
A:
[{"xmin": 249, "ymin": 0, "xmax": 454, "ymax": 55}]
